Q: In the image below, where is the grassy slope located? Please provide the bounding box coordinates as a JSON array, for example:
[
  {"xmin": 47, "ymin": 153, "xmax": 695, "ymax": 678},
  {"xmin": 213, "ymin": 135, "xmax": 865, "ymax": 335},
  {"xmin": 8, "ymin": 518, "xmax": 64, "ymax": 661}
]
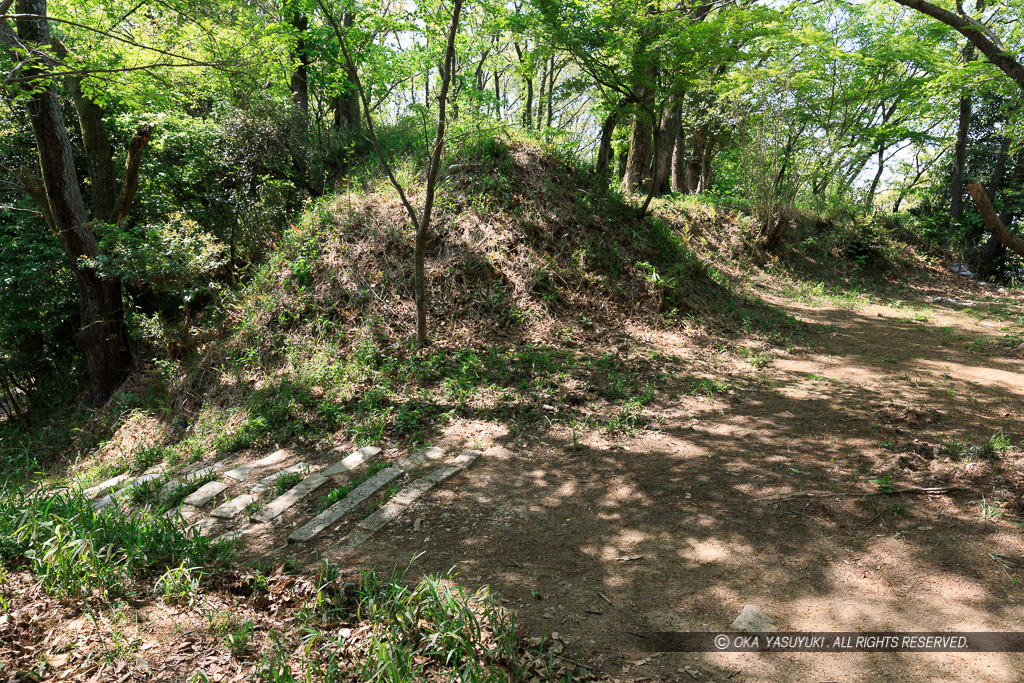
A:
[{"xmin": 0, "ymin": 134, "xmax": 955, "ymax": 681}]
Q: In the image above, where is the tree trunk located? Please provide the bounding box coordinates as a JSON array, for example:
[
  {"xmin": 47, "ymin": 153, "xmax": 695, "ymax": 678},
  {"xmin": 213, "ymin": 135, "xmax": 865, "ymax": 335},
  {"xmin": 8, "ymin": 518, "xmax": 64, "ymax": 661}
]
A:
[
  {"xmin": 536, "ymin": 58, "xmax": 547, "ymax": 130},
  {"xmin": 414, "ymin": 0, "xmax": 463, "ymax": 346},
  {"xmin": 70, "ymin": 79, "xmax": 118, "ymax": 221},
  {"xmin": 14, "ymin": 0, "xmax": 132, "ymax": 401},
  {"xmin": 671, "ymin": 127, "xmax": 687, "ymax": 193},
  {"xmin": 623, "ymin": 108, "xmax": 653, "ymax": 191},
  {"xmin": 493, "ymin": 70, "xmax": 501, "ymax": 118},
  {"xmin": 699, "ymin": 130, "xmax": 715, "ymax": 191},
  {"xmin": 288, "ymin": 6, "xmax": 311, "ymax": 193},
  {"xmin": 289, "ymin": 8, "xmax": 310, "ymax": 115},
  {"xmin": 865, "ymin": 145, "xmax": 886, "ymax": 208},
  {"xmin": 514, "ymin": 43, "xmax": 533, "ymax": 129},
  {"xmin": 652, "ymin": 101, "xmax": 681, "ymax": 195},
  {"xmin": 686, "ymin": 125, "xmax": 705, "ymax": 192},
  {"xmin": 950, "ymin": 49, "xmax": 973, "ymax": 227},
  {"xmin": 546, "ymin": 56, "xmax": 555, "ymax": 127},
  {"xmin": 596, "ymin": 110, "xmax": 618, "ymax": 181},
  {"xmin": 334, "ymin": 13, "xmax": 361, "ymax": 133},
  {"xmin": 968, "ymin": 136, "xmax": 1009, "ymax": 246},
  {"xmin": 967, "ymin": 182, "xmax": 1024, "ymax": 260}
]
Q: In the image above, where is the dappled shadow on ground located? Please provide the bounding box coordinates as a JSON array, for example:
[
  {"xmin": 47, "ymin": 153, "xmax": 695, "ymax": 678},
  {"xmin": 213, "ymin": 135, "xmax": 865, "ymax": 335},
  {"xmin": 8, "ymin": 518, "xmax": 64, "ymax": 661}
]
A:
[{"xmin": 330, "ymin": 288, "xmax": 1024, "ymax": 682}]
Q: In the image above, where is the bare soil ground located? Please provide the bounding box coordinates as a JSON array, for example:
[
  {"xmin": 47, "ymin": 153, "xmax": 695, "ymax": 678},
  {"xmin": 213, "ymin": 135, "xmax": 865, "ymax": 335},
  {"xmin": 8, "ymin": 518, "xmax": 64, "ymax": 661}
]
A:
[{"xmin": 315, "ymin": 272, "xmax": 1024, "ymax": 682}]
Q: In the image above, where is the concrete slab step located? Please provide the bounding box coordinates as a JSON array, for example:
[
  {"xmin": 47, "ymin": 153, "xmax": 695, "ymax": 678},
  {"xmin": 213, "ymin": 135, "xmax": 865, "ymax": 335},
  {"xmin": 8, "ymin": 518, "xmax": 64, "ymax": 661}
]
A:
[
  {"xmin": 287, "ymin": 466, "xmax": 403, "ymax": 543},
  {"xmin": 250, "ymin": 472, "xmax": 329, "ymax": 523},
  {"xmin": 183, "ymin": 480, "xmax": 229, "ymax": 507},
  {"xmin": 333, "ymin": 450, "xmax": 479, "ymax": 553},
  {"xmin": 224, "ymin": 449, "xmax": 291, "ymax": 482},
  {"xmin": 82, "ymin": 473, "xmax": 131, "ymax": 499},
  {"xmin": 208, "ymin": 462, "xmax": 312, "ymax": 520}
]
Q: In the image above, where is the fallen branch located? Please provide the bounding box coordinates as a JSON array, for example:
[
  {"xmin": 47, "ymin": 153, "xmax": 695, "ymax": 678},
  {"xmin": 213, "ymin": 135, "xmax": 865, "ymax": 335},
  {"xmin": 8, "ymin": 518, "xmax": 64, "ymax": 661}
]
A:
[{"xmin": 762, "ymin": 486, "xmax": 969, "ymax": 503}]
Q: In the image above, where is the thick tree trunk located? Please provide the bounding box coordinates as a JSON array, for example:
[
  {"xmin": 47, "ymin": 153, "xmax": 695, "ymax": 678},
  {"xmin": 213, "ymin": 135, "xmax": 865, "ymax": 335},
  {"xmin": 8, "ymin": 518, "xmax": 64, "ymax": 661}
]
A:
[
  {"xmin": 671, "ymin": 127, "xmax": 686, "ymax": 193},
  {"xmin": 968, "ymin": 136, "xmax": 1009, "ymax": 246},
  {"xmin": 652, "ymin": 102, "xmax": 681, "ymax": 195},
  {"xmin": 623, "ymin": 109, "xmax": 653, "ymax": 191},
  {"xmin": 976, "ymin": 149, "xmax": 1023, "ymax": 275},
  {"xmin": 14, "ymin": 0, "xmax": 132, "ymax": 401}
]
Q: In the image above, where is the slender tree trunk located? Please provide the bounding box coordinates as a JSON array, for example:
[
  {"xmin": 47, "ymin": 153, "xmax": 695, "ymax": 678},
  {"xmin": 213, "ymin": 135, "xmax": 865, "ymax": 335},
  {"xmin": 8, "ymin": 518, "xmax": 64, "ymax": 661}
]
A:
[
  {"xmin": 536, "ymin": 58, "xmax": 547, "ymax": 130},
  {"xmin": 653, "ymin": 101, "xmax": 681, "ymax": 194},
  {"xmin": 596, "ymin": 110, "xmax": 618, "ymax": 181},
  {"xmin": 70, "ymin": 80, "xmax": 118, "ymax": 221},
  {"xmin": 12, "ymin": 0, "xmax": 132, "ymax": 401},
  {"xmin": 865, "ymin": 145, "xmax": 886, "ymax": 208},
  {"xmin": 686, "ymin": 125, "xmax": 705, "ymax": 192},
  {"xmin": 327, "ymin": 0, "xmax": 462, "ymax": 347},
  {"xmin": 289, "ymin": 9, "xmax": 310, "ymax": 115},
  {"xmin": 546, "ymin": 56, "xmax": 555, "ymax": 128},
  {"xmin": 699, "ymin": 130, "xmax": 715, "ymax": 191},
  {"xmin": 671, "ymin": 127, "xmax": 687, "ymax": 193},
  {"xmin": 514, "ymin": 43, "xmax": 533, "ymax": 129},
  {"xmin": 413, "ymin": 0, "xmax": 463, "ymax": 345},
  {"xmin": 288, "ymin": 5, "xmax": 311, "ymax": 193},
  {"xmin": 950, "ymin": 45, "xmax": 974, "ymax": 227},
  {"xmin": 494, "ymin": 70, "xmax": 501, "ymax": 119},
  {"xmin": 334, "ymin": 12, "xmax": 361, "ymax": 134}
]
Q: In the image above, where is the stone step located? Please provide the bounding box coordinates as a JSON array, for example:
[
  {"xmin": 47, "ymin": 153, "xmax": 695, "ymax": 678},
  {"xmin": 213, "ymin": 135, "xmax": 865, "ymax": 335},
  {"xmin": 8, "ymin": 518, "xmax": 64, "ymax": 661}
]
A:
[
  {"xmin": 82, "ymin": 473, "xmax": 132, "ymax": 499},
  {"xmin": 183, "ymin": 480, "xmax": 229, "ymax": 507},
  {"xmin": 208, "ymin": 462, "xmax": 310, "ymax": 520},
  {"xmin": 209, "ymin": 493, "xmax": 259, "ymax": 520},
  {"xmin": 250, "ymin": 471, "xmax": 329, "ymax": 523},
  {"xmin": 254, "ymin": 462, "xmax": 311, "ymax": 490},
  {"xmin": 357, "ymin": 450, "xmax": 480, "ymax": 533},
  {"xmin": 91, "ymin": 468, "xmax": 167, "ymax": 510},
  {"xmin": 213, "ymin": 524, "xmax": 255, "ymax": 545},
  {"xmin": 323, "ymin": 446, "xmax": 381, "ymax": 477},
  {"xmin": 333, "ymin": 450, "xmax": 479, "ymax": 554},
  {"xmin": 287, "ymin": 466, "xmax": 404, "ymax": 543},
  {"xmin": 192, "ymin": 516, "xmax": 220, "ymax": 537},
  {"xmin": 397, "ymin": 446, "xmax": 445, "ymax": 472},
  {"xmin": 158, "ymin": 459, "xmax": 228, "ymax": 502},
  {"xmin": 224, "ymin": 449, "xmax": 292, "ymax": 482},
  {"xmin": 286, "ymin": 446, "xmax": 440, "ymax": 544}
]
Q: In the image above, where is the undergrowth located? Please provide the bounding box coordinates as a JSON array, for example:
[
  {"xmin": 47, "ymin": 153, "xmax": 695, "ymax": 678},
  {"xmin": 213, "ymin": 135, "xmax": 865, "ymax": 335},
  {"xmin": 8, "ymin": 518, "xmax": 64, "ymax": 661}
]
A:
[{"xmin": 0, "ymin": 488, "xmax": 226, "ymax": 600}]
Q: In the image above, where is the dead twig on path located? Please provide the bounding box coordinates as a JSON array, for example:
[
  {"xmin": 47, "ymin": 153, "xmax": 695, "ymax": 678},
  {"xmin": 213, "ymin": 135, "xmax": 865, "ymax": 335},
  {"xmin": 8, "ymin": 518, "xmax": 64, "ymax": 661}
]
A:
[{"xmin": 763, "ymin": 486, "xmax": 969, "ymax": 502}]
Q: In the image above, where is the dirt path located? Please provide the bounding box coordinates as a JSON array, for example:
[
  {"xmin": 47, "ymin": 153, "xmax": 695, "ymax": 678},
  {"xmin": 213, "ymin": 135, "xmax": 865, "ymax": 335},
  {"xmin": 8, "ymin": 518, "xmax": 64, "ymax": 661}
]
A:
[{"xmin": 320, "ymin": 279, "xmax": 1024, "ymax": 682}]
